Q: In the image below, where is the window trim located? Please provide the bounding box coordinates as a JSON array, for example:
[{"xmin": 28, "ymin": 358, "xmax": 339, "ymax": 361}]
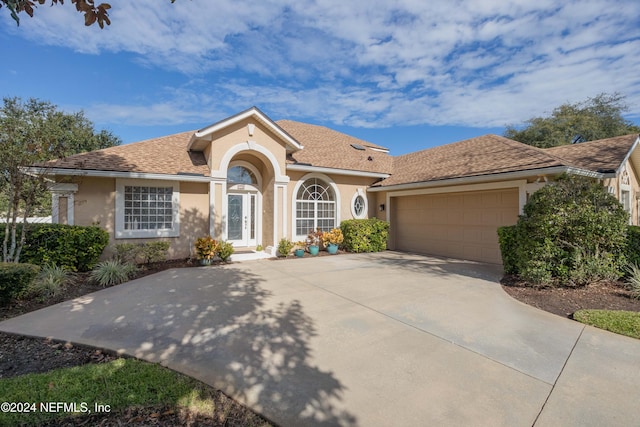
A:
[
  {"xmin": 350, "ymin": 189, "xmax": 368, "ymax": 219},
  {"xmin": 115, "ymin": 179, "xmax": 180, "ymax": 239},
  {"xmin": 621, "ymin": 170, "xmax": 632, "ymax": 225},
  {"xmin": 291, "ymin": 173, "xmax": 341, "ymax": 241}
]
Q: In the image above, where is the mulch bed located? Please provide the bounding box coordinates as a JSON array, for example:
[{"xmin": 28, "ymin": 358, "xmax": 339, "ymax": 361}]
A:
[{"xmin": 501, "ymin": 275, "xmax": 640, "ymax": 318}]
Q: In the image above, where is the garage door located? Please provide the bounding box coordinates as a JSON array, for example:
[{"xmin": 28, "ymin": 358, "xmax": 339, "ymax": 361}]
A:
[{"xmin": 392, "ymin": 188, "xmax": 519, "ymax": 264}]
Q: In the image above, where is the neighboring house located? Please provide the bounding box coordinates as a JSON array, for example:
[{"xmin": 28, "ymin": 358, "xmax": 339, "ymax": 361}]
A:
[{"xmin": 28, "ymin": 107, "xmax": 640, "ymax": 265}]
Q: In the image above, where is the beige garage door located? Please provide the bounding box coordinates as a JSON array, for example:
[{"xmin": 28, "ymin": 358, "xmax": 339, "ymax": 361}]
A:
[{"xmin": 392, "ymin": 188, "xmax": 519, "ymax": 264}]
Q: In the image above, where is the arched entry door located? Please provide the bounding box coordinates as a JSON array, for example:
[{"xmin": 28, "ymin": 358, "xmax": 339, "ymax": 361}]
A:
[
  {"xmin": 227, "ymin": 163, "xmax": 261, "ymax": 247},
  {"xmin": 227, "ymin": 191, "xmax": 258, "ymax": 246}
]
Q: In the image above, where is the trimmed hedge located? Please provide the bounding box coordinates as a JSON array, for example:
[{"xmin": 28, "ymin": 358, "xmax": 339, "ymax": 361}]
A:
[
  {"xmin": 0, "ymin": 262, "xmax": 40, "ymax": 305},
  {"xmin": 340, "ymin": 218, "xmax": 389, "ymax": 253},
  {"xmin": 626, "ymin": 225, "xmax": 640, "ymax": 267},
  {"xmin": 497, "ymin": 174, "xmax": 628, "ymax": 285},
  {"xmin": 497, "ymin": 225, "xmax": 518, "ymax": 275},
  {"xmin": 0, "ymin": 224, "xmax": 109, "ymax": 271},
  {"xmin": 115, "ymin": 241, "xmax": 170, "ymax": 265},
  {"xmin": 506, "ymin": 224, "xmax": 640, "ymax": 280}
]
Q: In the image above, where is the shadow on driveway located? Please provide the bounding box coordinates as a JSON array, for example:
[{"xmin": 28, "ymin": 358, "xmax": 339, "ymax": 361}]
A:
[
  {"xmin": 1, "ymin": 265, "xmax": 356, "ymax": 427},
  {"xmin": 361, "ymin": 250, "xmax": 504, "ymax": 282}
]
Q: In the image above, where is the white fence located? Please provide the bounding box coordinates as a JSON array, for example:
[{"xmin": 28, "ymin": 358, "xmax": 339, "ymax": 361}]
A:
[{"xmin": 0, "ymin": 216, "xmax": 52, "ymax": 224}]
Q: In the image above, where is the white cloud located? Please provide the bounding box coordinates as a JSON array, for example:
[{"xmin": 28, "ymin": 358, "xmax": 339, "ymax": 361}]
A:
[{"xmin": 5, "ymin": 0, "xmax": 639, "ymax": 129}]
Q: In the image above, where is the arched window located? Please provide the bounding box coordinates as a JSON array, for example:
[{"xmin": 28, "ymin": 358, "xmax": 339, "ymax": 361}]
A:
[
  {"xmin": 296, "ymin": 178, "xmax": 336, "ymax": 236},
  {"xmin": 227, "ymin": 165, "xmax": 257, "ymax": 185}
]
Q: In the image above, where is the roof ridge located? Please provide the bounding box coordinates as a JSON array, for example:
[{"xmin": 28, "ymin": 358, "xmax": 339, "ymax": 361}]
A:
[{"xmin": 545, "ymin": 133, "xmax": 640, "ymax": 151}]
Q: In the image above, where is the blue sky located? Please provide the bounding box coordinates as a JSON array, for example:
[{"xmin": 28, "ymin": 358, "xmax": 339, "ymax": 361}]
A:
[{"xmin": 1, "ymin": 0, "xmax": 639, "ymax": 155}]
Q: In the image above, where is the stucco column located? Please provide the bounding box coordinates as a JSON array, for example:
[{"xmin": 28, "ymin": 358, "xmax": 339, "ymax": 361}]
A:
[
  {"xmin": 209, "ymin": 178, "xmax": 226, "ymax": 238},
  {"xmin": 275, "ymin": 181, "xmax": 288, "ymax": 243}
]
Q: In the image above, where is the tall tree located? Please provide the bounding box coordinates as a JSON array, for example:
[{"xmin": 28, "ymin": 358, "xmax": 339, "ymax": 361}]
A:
[
  {"xmin": 504, "ymin": 93, "xmax": 640, "ymax": 148},
  {"xmin": 0, "ymin": 97, "xmax": 121, "ymax": 262}
]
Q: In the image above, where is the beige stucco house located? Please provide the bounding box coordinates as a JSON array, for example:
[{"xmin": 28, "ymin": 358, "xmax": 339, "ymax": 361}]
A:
[{"xmin": 33, "ymin": 107, "xmax": 640, "ymax": 264}]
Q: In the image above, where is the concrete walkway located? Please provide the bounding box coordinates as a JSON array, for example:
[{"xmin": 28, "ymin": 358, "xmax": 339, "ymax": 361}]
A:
[{"xmin": 1, "ymin": 252, "xmax": 639, "ymax": 426}]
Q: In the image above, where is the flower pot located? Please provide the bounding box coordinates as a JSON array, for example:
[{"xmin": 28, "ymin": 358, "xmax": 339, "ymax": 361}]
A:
[
  {"xmin": 308, "ymin": 245, "xmax": 320, "ymax": 256},
  {"xmin": 327, "ymin": 243, "xmax": 339, "ymax": 255},
  {"xmin": 294, "ymin": 248, "xmax": 305, "ymax": 257},
  {"xmin": 199, "ymin": 258, "xmax": 213, "ymax": 266}
]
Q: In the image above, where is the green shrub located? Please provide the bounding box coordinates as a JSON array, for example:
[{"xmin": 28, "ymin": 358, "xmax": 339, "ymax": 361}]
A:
[
  {"xmin": 114, "ymin": 243, "xmax": 140, "ymax": 263},
  {"xmin": 218, "ymin": 240, "xmax": 234, "ymax": 262},
  {"xmin": 90, "ymin": 260, "xmax": 138, "ymax": 287},
  {"xmin": 277, "ymin": 238, "xmax": 294, "ymax": 257},
  {"xmin": 520, "ymin": 259, "xmax": 553, "ymax": 286},
  {"xmin": 501, "ymin": 174, "xmax": 628, "ymax": 286},
  {"xmin": 497, "ymin": 226, "xmax": 518, "ymax": 274},
  {"xmin": 340, "ymin": 218, "xmax": 389, "ymax": 253},
  {"xmin": 139, "ymin": 241, "xmax": 171, "ymax": 264},
  {"xmin": 0, "ymin": 224, "xmax": 109, "ymax": 271},
  {"xmin": 625, "ymin": 226, "xmax": 640, "ymax": 268},
  {"xmin": 573, "ymin": 309, "xmax": 640, "ymax": 339},
  {"xmin": 28, "ymin": 264, "xmax": 72, "ymax": 299},
  {"xmin": 0, "ymin": 262, "xmax": 40, "ymax": 305},
  {"xmin": 115, "ymin": 241, "xmax": 171, "ymax": 265},
  {"xmin": 567, "ymin": 248, "xmax": 620, "ymax": 286}
]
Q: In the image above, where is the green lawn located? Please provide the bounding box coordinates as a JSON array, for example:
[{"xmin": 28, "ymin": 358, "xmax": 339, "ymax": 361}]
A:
[
  {"xmin": 0, "ymin": 358, "xmax": 269, "ymax": 426},
  {"xmin": 573, "ymin": 309, "xmax": 640, "ymax": 339}
]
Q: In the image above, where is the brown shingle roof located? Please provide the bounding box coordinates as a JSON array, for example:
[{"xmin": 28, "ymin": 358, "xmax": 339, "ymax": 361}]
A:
[
  {"xmin": 277, "ymin": 120, "xmax": 393, "ymax": 174},
  {"xmin": 376, "ymin": 134, "xmax": 567, "ymax": 187},
  {"xmin": 544, "ymin": 134, "xmax": 638, "ymax": 172},
  {"xmin": 41, "ymin": 131, "xmax": 209, "ymax": 176},
  {"xmin": 39, "ymin": 118, "xmax": 639, "ymax": 186}
]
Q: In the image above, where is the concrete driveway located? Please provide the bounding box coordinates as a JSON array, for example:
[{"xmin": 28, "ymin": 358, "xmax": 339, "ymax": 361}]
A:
[{"xmin": 1, "ymin": 251, "xmax": 639, "ymax": 426}]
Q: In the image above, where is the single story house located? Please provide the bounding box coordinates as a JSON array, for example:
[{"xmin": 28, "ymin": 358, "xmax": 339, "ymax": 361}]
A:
[{"xmin": 32, "ymin": 107, "xmax": 640, "ymax": 264}]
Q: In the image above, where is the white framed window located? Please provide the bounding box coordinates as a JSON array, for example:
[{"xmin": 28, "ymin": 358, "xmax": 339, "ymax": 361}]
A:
[
  {"xmin": 350, "ymin": 189, "xmax": 367, "ymax": 219},
  {"xmin": 295, "ymin": 178, "xmax": 336, "ymax": 236},
  {"xmin": 228, "ymin": 165, "xmax": 258, "ymax": 185},
  {"xmin": 622, "ymin": 189, "xmax": 631, "ymax": 224},
  {"xmin": 621, "ymin": 169, "xmax": 632, "ymax": 225},
  {"xmin": 116, "ymin": 179, "xmax": 180, "ymax": 238}
]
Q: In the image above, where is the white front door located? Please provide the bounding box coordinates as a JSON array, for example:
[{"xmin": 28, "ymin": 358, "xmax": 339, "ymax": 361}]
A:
[{"xmin": 227, "ymin": 192, "xmax": 258, "ymax": 247}]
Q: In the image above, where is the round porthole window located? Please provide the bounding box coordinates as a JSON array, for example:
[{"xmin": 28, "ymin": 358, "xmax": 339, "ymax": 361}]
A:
[{"xmin": 351, "ymin": 191, "xmax": 367, "ymax": 218}]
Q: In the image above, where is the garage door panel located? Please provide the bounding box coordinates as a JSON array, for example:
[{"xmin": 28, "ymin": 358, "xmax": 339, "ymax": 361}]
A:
[
  {"xmin": 447, "ymin": 195, "xmax": 464, "ymax": 209},
  {"xmin": 393, "ymin": 188, "xmax": 518, "ymax": 264},
  {"xmin": 462, "ymin": 227, "xmax": 482, "ymax": 243}
]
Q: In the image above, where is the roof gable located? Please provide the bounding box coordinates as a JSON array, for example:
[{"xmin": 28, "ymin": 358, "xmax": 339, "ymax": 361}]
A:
[{"xmin": 188, "ymin": 106, "xmax": 303, "ymax": 153}]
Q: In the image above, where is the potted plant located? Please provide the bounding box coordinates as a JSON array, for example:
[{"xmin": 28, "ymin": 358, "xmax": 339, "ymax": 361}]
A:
[
  {"xmin": 322, "ymin": 228, "xmax": 344, "ymax": 255},
  {"xmin": 194, "ymin": 236, "xmax": 219, "ymax": 265},
  {"xmin": 293, "ymin": 241, "xmax": 306, "ymax": 257},
  {"xmin": 307, "ymin": 228, "xmax": 324, "ymax": 256}
]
